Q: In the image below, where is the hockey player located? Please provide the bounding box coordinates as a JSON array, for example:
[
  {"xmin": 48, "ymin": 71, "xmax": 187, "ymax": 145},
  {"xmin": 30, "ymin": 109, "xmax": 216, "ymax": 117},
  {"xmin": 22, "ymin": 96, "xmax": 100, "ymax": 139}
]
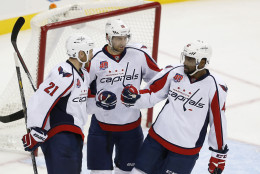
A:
[
  {"xmin": 121, "ymin": 40, "xmax": 229, "ymax": 174},
  {"xmin": 22, "ymin": 33, "xmax": 94, "ymax": 174},
  {"xmin": 86, "ymin": 19, "xmax": 161, "ymax": 174}
]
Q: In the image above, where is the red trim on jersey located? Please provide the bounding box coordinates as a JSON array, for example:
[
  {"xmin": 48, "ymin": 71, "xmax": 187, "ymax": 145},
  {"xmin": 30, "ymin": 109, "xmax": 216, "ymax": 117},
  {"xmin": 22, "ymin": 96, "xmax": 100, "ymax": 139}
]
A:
[
  {"xmin": 140, "ymin": 89, "xmax": 151, "ymax": 94},
  {"xmin": 47, "ymin": 124, "xmax": 84, "ymax": 141},
  {"xmin": 149, "ymin": 127, "xmax": 202, "ymax": 155},
  {"xmin": 98, "ymin": 116, "xmax": 141, "ymax": 132},
  {"xmin": 211, "ymin": 91, "xmax": 223, "ymax": 150},
  {"xmin": 86, "ymin": 61, "xmax": 91, "ymax": 73},
  {"xmin": 42, "ymin": 81, "xmax": 74, "ymax": 129},
  {"xmin": 144, "ymin": 53, "xmax": 161, "ymax": 72},
  {"xmin": 150, "ymin": 72, "xmax": 169, "ymax": 93},
  {"xmin": 88, "ymin": 88, "xmax": 95, "ymax": 98}
]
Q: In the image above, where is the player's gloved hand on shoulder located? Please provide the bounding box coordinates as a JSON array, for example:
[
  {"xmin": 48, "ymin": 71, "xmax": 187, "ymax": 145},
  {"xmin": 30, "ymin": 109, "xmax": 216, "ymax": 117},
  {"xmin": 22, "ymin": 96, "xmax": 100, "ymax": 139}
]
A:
[
  {"xmin": 96, "ymin": 89, "xmax": 117, "ymax": 110},
  {"xmin": 208, "ymin": 145, "xmax": 229, "ymax": 174},
  {"xmin": 121, "ymin": 84, "xmax": 140, "ymax": 107},
  {"xmin": 22, "ymin": 127, "xmax": 48, "ymax": 152}
]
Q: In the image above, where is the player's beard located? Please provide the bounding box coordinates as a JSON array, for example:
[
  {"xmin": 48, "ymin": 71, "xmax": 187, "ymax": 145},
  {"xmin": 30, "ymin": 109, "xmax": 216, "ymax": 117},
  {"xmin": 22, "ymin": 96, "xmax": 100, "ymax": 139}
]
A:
[
  {"xmin": 184, "ymin": 65, "xmax": 195, "ymax": 75},
  {"xmin": 112, "ymin": 45, "xmax": 125, "ymax": 54}
]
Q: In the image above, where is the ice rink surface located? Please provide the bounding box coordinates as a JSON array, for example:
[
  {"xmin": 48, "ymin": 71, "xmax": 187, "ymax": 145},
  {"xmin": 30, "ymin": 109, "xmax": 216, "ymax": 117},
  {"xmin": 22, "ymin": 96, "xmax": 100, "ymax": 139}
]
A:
[{"xmin": 1, "ymin": 0, "xmax": 260, "ymax": 173}]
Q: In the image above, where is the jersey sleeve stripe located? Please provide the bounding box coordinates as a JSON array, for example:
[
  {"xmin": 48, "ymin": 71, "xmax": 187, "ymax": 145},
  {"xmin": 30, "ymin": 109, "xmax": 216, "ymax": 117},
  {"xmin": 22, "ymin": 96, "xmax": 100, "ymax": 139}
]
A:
[
  {"xmin": 42, "ymin": 80, "xmax": 74, "ymax": 129},
  {"xmin": 209, "ymin": 75, "xmax": 224, "ymax": 150},
  {"xmin": 126, "ymin": 46, "xmax": 161, "ymax": 72},
  {"xmin": 211, "ymin": 90, "xmax": 224, "ymax": 150},
  {"xmin": 144, "ymin": 53, "xmax": 161, "ymax": 72},
  {"xmin": 139, "ymin": 89, "xmax": 150, "ymax": 94},
  {"xmin": 149, "ymin": 72, "xmax": 170, "ymax": 93}
]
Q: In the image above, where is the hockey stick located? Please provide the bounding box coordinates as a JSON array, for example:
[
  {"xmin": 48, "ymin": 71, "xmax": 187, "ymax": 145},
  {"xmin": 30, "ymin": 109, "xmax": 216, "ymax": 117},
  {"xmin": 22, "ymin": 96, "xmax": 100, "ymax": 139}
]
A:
[
  {"xmin": 122, "ymin": 62, "xmax": 129, "ymax": 87},
  {"xmin": 121, "ymin": 62, "xmax": 138, "ymax": 107},
  {"xmin": 12, "ymin": 17, "xmax": 38, "ymax": 174}
]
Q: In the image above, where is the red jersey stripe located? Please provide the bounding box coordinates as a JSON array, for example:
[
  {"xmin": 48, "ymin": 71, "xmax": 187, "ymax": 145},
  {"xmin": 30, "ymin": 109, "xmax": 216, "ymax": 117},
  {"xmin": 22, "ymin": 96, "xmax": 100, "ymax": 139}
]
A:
[
  {"xmin": 149, "ymin": 127, "xmax": 202, "ymax": 155},
  {"xmin": 144, "ymin": 53, "xmax": 161, "ymax": 72},
  {"xmin": 211, "ymin": 91, "xmax": 223, "ymax": 150},
  {"xmin": 98, "ymin": 116, "xmax": 141, "ymax": 132},
  {"xmin": 47, "ymin": 124, "xmax": 84, "ymax": 140},
  {"xmin": 42, "ymin": 81, "xmax": 74, "ymax": 129}
]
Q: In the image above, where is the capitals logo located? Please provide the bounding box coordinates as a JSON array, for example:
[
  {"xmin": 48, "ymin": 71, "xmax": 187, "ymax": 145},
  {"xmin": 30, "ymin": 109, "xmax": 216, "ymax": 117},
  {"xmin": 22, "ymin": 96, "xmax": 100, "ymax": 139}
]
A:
[
  {"xmin": 100, "ymin": 61, "xmax": 108, "ymax": 70},
  {"xmin": 169, "ymin": 88, "xmax": 205, "ymax": 111},
  {"xmin": 58, "ymin": 66, "xmax": 72, "ymax": 77},
  {"xmin": 173, "ymin": 73, "xmax": 183, "ymax": 82},
  {"xmin": 76, "ymin": 79, "xmax": 81, "ymax": 88}
]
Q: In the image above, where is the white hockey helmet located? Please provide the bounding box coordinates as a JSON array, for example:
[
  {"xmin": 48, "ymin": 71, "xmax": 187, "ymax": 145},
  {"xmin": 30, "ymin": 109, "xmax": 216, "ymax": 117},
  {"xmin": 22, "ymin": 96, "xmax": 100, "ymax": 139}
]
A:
[
  {"xmin": 105, "ymin": 19, "xmax": 131, "ymax": 46},
  {"xmin": 66, "ymin": 33, "xmax": 94, "ymax": 63},
  {"xmin": 181, "ymin": 40, "xmax": 212, "ymax": 76},
  {"xmin": 181, "ymin": 40, "xmax": 212, "ymax": 65}
]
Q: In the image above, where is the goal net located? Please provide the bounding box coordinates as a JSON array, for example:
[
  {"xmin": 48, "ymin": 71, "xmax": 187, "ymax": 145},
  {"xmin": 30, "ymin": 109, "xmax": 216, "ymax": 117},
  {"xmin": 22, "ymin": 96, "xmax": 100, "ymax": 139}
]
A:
[{"xmin": 0, "ymin": 0, "xmax": 161, "ymax": 152}]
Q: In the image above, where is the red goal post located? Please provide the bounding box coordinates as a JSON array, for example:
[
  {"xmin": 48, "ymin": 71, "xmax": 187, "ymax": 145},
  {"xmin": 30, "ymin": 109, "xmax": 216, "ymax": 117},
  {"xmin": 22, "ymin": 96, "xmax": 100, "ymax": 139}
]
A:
[{"xmin": 37, "ymin": 2, "xmax": 161, "ymax": 127}]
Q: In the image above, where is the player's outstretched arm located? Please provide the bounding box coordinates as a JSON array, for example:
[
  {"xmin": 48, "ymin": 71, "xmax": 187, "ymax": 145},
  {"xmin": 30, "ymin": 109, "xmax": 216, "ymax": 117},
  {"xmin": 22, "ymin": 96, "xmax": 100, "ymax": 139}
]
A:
[{"xmin": 121, "ymin": 67, "xmax": 174, "ymax": 109}]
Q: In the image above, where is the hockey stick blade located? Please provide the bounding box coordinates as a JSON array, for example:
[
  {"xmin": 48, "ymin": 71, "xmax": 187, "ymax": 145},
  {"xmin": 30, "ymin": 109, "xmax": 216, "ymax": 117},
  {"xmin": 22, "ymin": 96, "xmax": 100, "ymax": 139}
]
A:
[
  {"xmin": 11, "ymin": 17, "xmax": 25, "ymax": 44},
  {"xmin": 0, "ymin": 110, "xmax": 24, "ymax": 123},
  {"xmin": 0, "ymin": 17, "xmax": 35, "ymax": 124}
]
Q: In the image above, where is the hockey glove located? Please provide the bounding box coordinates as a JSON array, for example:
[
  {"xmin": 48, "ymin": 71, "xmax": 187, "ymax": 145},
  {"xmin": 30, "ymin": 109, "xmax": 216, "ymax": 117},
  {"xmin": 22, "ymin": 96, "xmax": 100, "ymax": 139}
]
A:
[
  {"xmin": 208, "ymin": 145, "xmax": 229, "ymax": 174},
  {"xmin": 22, "ymin": 127, "xmax": 48, "ymax": 152},
  {"xmin": 121, "ymin": 84, "xmax": 140, "ymax": 107},
  {"xmin": 96, "ymin": 90, "xmax": 117, "ymax": 110}
]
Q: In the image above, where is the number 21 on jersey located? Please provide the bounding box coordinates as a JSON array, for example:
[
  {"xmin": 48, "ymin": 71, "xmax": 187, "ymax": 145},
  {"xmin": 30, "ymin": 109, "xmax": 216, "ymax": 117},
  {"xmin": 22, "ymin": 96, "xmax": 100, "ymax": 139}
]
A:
[{"xmin": 44, "ymin": 82, "xmax": 59, "ymax": 96}]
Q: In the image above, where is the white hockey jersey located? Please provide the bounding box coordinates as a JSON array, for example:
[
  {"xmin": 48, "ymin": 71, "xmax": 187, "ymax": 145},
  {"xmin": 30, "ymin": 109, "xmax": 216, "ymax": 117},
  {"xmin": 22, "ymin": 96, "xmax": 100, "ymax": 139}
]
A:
[
  {"xmin": 87, "ymin": 44, "xmax": 161, "ymax": 131},
  {"xmin": 134, "ymin": 65, "xmax": 228, "ymax": 155},
  {"xmin": 27, "ymin": 60, "xmax": 90, "ymax": 140}
]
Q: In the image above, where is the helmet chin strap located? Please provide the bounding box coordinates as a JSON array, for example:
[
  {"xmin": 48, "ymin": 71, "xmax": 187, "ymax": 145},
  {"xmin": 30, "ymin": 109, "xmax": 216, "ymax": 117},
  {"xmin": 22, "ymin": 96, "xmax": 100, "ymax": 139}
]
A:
[
  {"xmin": 189, "ymin": 64, "xmax": 206, "ymax": 76},
  {"xmin": 76, "ymin": 52, "xmax": 89, "ymax": 64}
]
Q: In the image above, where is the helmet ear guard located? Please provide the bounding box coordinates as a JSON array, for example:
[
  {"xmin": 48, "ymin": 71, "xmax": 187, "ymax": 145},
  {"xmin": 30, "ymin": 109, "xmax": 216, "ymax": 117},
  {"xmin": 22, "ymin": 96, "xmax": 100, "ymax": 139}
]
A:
[
  {"xmin": 105, "ymin": 19, "xmax": 131, "ymax": 47},
  {"xmin": 66, "ymin": 33, "xmax": 94, "ymax": 63}
]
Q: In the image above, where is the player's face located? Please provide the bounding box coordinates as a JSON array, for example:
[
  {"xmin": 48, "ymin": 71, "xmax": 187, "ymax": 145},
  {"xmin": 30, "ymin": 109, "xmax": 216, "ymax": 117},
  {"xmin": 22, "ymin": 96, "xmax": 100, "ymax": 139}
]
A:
[
  {"xmin": 78, "ymin": 50, "xmax": 87, "ymax": 63},
  {"xmin": 79, "ymin": 49, "xmax": 93, "ymax": 63},
  {"xmin": 111, "ymin": 36, "xmax": 128, "ymax": 53},
  {"xmin": 183, "ymin": 56, "xmax": 196, "ymax": 75}
]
